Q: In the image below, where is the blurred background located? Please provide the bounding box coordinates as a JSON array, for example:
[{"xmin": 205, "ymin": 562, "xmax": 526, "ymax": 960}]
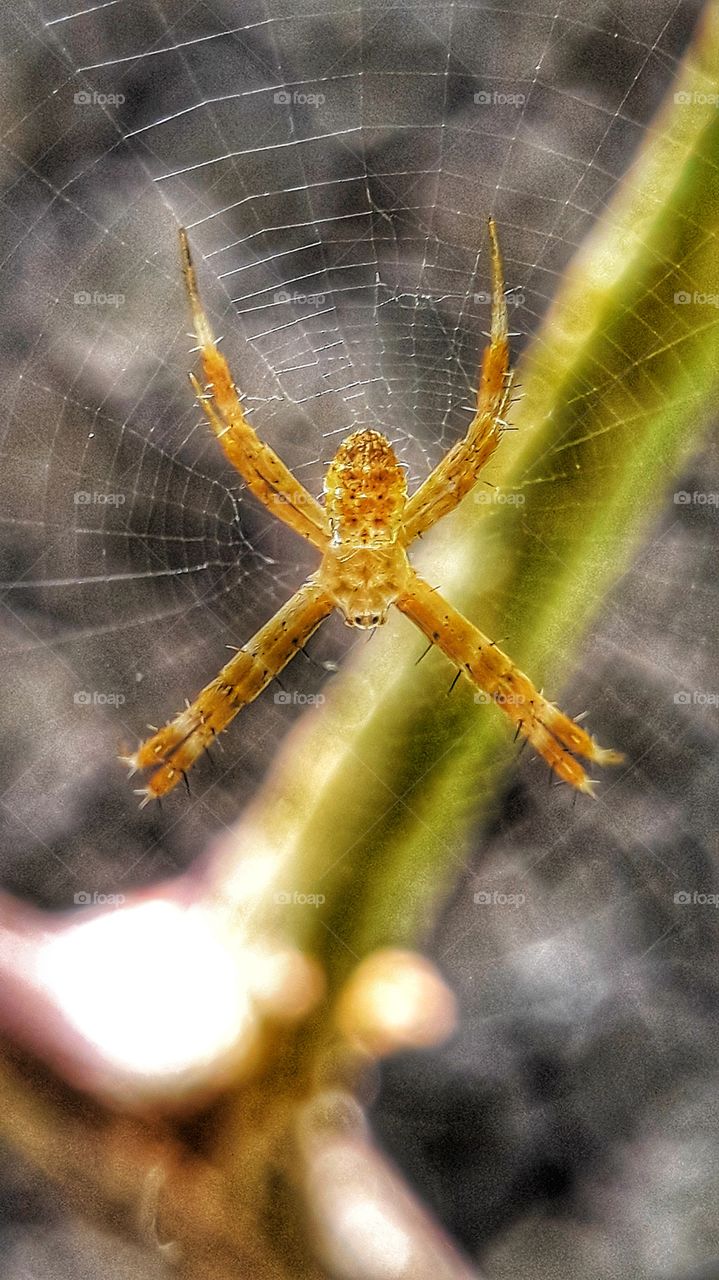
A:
[{"xmin": 1, "ymin": 0, "xmax": 718, "ymax": 1276}]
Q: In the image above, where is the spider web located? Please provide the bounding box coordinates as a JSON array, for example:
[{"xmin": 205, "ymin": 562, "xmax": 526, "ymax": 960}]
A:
[{"xmin": 0, "ymin": 0, "xmax": 709, "ymax": 896}]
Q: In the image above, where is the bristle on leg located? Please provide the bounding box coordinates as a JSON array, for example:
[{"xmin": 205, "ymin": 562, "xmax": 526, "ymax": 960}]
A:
[
  {"xmin": 133, "ymin": 786, "xmax": 156, "ymax": 810},
  {"xmin": 118, "ymin": 751, "xmax": 139, "ymax": 779}
]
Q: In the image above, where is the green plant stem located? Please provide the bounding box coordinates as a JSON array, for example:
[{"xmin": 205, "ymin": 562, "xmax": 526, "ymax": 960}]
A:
[{"xmin": 215, "ymin": 4, "xmax": 719, "ymax": 988}]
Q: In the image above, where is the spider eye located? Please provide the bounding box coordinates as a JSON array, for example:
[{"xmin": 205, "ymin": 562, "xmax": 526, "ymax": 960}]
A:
[{"xmin": 350, "ymin": 613, "xmax": 382, "ymax": 628}]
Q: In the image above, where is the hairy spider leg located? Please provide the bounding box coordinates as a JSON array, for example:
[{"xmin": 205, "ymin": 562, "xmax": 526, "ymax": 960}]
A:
[
  {"xmin": 403, "ymin": 218, "xmax": 513, "ymax": 542},
  {"xmin": 397, "ymin": 572, "xmax": 623, "ymax": 795},
  {"xmin": 122, "ymin": 581, "xmax": 333, "ymax": 803},
  {"xmin": 179, "ymin": 228, "xmax": 328, "ymax": 551}
]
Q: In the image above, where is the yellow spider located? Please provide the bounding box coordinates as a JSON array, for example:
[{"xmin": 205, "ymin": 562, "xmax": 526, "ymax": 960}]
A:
[{"xmin": 122, "ymin": 222, "xmax": 623, "ymax": 805}]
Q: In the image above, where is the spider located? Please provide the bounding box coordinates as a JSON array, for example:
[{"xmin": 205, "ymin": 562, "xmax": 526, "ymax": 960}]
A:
[{"xmin": 122, "ymin": 222, "xmax": 623, "ymax": 805}]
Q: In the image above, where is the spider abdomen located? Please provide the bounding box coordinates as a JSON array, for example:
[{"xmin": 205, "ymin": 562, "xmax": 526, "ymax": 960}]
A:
[{"xmin": 324, "ymin": 429, "xmax": 407, "ymax": 549}]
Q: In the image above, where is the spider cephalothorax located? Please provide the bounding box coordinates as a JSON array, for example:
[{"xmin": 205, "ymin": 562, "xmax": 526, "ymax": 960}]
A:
[{"xmin": 122, "ymin": 223, "xmax": 623, "ymax": 804}]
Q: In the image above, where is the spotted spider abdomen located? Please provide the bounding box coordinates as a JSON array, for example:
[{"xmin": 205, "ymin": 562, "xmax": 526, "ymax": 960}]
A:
[{"xmin": 324, "ymin": 429, "xmax": 407, "ymax": 548}]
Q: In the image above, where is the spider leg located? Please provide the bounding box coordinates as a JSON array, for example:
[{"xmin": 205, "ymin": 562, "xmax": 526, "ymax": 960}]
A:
[
  {"xmin": 180, "ymin": 228, "xmax": 328, "ymax": 551},
  {"xmin": 122, "ymin": 579, "xmax": 333, "ymax": 803},
  {"xmin": 403, "ymin": 218, "xmax": 513, "ymax": 543},
  {"xmin": 396, "ymin": 572, "xmax": 623, "ymax": 794}
]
